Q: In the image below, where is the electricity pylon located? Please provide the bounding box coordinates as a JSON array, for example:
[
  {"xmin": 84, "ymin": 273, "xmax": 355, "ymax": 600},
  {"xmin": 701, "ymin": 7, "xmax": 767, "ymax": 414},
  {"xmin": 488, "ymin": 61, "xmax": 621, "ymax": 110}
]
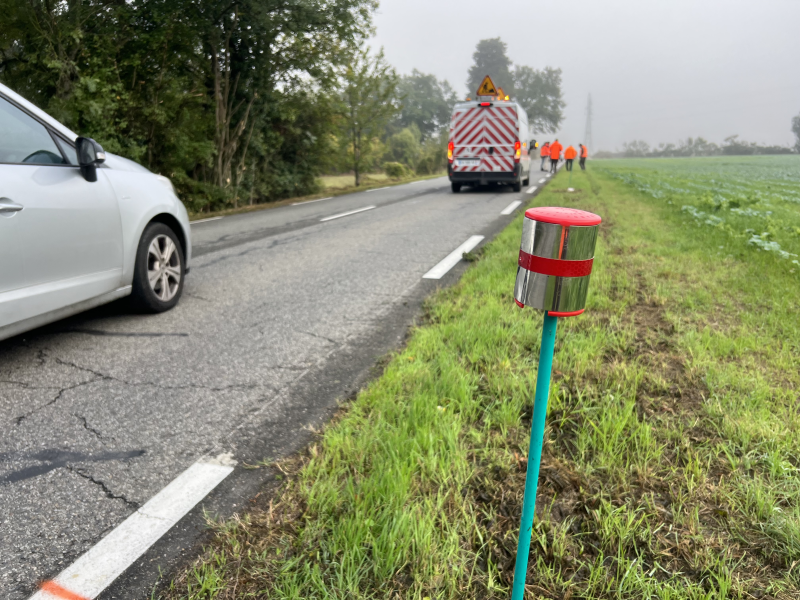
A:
[{"xmin": 584, "ymin": 94, "xmax": 593, "ymax": 150}]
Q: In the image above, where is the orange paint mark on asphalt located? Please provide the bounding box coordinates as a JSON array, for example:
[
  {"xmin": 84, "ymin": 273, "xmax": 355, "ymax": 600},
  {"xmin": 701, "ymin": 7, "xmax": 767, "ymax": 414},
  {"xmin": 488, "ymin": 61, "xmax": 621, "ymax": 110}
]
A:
[{"xmin": 40, "ymin": 581, "xmax": 90, "ymax": 600}]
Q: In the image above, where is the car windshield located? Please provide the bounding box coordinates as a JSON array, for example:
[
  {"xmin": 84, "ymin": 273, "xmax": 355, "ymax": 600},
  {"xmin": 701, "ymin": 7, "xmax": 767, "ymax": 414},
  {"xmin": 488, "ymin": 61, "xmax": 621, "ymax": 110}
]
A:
[{"xmin": 0, "ymin": 96, "xmax": 67, "ymax": 165}]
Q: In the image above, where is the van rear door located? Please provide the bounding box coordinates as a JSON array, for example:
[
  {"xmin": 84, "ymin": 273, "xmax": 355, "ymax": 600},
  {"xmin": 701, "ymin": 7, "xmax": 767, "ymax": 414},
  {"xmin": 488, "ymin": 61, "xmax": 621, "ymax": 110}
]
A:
[{"xmin": 450, "ymin": 104, "xmax": 519, "ymax": 174}]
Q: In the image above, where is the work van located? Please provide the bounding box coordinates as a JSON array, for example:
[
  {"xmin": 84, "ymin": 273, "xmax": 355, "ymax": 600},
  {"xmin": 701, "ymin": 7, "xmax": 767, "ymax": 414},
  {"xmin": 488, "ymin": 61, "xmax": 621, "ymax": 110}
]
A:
[{"xmin": 447, "ymin": 100, "xmax": 533, "ymax": 193}]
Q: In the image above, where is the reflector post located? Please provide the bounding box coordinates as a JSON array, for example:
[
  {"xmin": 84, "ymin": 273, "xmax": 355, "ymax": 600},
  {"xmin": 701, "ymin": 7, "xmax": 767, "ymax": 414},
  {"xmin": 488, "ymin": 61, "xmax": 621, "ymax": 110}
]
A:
[{"xmin": 511, "ymin": 206, "xmax": 602, "ymax": 600}]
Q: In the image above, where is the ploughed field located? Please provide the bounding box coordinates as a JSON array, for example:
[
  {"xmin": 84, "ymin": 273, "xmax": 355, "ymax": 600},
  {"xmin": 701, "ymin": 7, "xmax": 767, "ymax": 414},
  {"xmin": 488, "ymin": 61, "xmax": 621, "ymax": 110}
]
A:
[{"xmin": 162, "ymin": 156, "xmax": 800, "ymax": 600}]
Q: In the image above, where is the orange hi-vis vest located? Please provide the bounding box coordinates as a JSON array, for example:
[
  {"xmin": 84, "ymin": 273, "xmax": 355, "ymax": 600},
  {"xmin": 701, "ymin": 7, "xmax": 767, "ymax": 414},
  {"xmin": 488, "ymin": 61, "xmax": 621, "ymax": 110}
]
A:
[
  {"xmin": 564, "ymin": 146, "xmax": 577, "ymax": 160},
  {"xmin": 540, "ymin": 143, "xmax": 550, "ymax": 157},
  {"xmin": 580, "ymin": 145, "xmax": 588, "ymax": 158},
  {"xmin": 549, "ymin": 141, "xmax": 562, "ymax": 160}
]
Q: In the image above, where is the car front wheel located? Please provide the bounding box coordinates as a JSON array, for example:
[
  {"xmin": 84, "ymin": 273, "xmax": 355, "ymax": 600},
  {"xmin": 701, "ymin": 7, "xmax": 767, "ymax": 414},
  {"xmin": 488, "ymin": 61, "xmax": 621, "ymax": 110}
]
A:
[{"xmin": 131, "ymin": 222, "xmax": 185, "ymax": 312}]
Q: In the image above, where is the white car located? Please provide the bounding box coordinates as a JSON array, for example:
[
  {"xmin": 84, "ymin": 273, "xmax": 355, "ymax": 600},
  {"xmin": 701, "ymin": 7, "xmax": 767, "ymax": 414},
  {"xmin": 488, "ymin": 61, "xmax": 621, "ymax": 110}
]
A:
[{"xmin": 0, "ymin": 83, "xmax": 192, "ymax": 342}]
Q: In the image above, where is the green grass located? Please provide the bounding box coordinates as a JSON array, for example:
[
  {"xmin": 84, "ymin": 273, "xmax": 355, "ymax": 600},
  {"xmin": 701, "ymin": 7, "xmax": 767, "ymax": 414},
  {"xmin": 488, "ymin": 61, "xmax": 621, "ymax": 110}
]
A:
[
  {"xmin": 162, "ymin": 156, "xmax": 800, "ymax": 599},
  {"xmin": 320, "ymin": 173, "xmax": 390, "ymax": 189},
  {"xmin": 187, "ymin": 172, "xmax": 444, "ymax": 220}
]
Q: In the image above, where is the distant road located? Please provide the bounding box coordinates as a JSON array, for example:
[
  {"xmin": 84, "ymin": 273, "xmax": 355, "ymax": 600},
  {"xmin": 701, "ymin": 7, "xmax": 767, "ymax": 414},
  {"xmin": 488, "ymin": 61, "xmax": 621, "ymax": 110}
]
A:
[{"xmin": 0, "ymin": 173, "xmax": 551, "ymax": 600}]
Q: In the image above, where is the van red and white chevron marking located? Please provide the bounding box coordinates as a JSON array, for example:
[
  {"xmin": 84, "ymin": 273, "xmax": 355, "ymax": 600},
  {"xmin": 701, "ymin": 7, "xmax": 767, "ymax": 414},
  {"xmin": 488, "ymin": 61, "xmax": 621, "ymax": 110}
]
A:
[{"xmin": 450, "ymin": 104, "xmax": 519, "ymax": 173}]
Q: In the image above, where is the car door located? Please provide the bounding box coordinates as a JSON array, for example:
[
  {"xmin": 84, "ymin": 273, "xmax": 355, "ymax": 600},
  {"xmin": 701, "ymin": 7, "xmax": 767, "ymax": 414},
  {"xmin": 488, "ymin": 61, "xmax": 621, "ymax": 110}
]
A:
[
  {"xmin": 0, "ymin": 197, "xmax": 25, "ymax": 305},
  {"xmin": 0, "ymin": 94, "xmax": 123, "ymax": 329}
]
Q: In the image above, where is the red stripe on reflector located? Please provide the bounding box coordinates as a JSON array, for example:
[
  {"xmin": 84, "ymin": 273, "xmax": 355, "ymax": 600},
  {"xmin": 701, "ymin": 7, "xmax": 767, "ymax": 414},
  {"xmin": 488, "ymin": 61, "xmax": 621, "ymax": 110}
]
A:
[
  {"xmin": 548, "ymin": 309, "xmax": 585, "ymax": 317},
  {"xmin": 518, "ymin": 251, "xmax": 593, "ymax": 277}
]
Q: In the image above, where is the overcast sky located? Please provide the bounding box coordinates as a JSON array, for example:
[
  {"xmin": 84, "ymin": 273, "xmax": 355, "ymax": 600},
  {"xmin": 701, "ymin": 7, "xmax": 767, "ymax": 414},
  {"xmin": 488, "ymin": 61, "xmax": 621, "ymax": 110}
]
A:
[{"xmin": 371, "ymin": 0, "xmax": 800, "ymax": 151}]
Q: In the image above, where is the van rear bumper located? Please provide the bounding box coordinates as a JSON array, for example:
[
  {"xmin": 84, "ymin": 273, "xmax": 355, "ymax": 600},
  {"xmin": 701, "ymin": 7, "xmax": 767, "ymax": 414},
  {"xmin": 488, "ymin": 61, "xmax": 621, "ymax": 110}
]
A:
[{"xmin": 448, "ymin": 164, "xmax": 521, "ymax": 184}]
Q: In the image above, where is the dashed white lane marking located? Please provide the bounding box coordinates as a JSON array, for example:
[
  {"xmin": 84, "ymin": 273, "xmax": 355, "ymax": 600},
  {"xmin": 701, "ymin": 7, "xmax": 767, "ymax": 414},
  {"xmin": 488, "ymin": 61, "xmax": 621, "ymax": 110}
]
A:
[
  {"xmin": 292, "ymin": 197, "xmax": 332, "ymax": 205},
  {"xmin": 526, "ymin": 185, "xmax": 538, "ymax": 194},
  {"xmin": 366, "ymin": 186, "xmax": 391, "ymax": 192},
  {"xmin": 29, "ymin": 457, "xmax": 235, "ymax": 600},
  {"xmin": 423, "ymin": 235, "xmax": 485, "ymax": 280},
  {"xmin": 408, "ymin": 180, "xmax": 425, "ymax": 185},
  {"xmin": 190, "ymin": 216, "xmax": 223, "ymax": 225},
  {"xmin": 320, "ymin": 206, "xmax": 376, "ymax": 222},
  {"xmin": 501, "ymin": 200, "xmax": 522, "ymax": 215},
  {"xmin": 538, "ymin": 178, "xmax": 546, "ymax": 184}
]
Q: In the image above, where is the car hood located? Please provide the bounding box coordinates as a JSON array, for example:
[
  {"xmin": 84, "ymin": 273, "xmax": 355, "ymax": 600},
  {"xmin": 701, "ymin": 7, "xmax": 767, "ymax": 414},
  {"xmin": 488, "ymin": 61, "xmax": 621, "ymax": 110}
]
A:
[{"xmin": 103, "ymin": 153, "xmax": 152, "ymax": 173}]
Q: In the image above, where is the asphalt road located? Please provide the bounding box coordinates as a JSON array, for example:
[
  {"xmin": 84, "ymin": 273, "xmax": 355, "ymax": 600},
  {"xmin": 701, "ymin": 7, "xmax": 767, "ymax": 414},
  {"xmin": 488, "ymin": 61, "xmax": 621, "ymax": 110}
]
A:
[{"xmin": 0, "ymin": 174, "xmax": 550, "ymax": 599}]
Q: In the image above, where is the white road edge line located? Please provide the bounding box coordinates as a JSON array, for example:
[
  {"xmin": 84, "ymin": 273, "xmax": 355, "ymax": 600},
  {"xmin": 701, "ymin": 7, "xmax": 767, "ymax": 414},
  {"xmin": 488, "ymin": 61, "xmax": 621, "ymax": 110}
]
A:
[
  {"xmin": 538, "ymin": 178, "xmax": 546, "ymax": 184},
  {"xmin": 366, "ymin": 186, "xmax": 391, "ymax": 192},
  {"xmin": 408, "ymin": 180, "xmax": 424, "ymax": 185},
  {"xmin": 320, "ymin": 205, "xmax": 376, "ymax": 222},
  {"xmin": 423, "ymin": 235, "xmax": 485, "ymax": 280},
  {"xmin": 292, "ymin": 197, "xmax": 333, "ymax": 205},
  {"xmin": 526, "ymin": 185, "xmax": 538, "ymax": 194},
  {"xmin": 29, "ymin": 456, "xmax": 235, "ymax": 600},
  {"xmin": 500, "ymin": 200, "xmax": 522, "ymax": 215},
  {"xmin": 190, "ymin": 216, "xmax": 223, "ymax": 225}
]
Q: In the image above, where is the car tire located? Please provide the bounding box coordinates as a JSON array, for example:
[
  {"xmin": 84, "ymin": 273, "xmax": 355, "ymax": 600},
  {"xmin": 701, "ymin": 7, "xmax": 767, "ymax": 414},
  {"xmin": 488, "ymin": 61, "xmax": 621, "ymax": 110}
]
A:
[
  {"xmin": 451, "ymin": 182, "xmax": 461, "ymax": 193},
  {"xmin": 130, "ymin": 222, "xmax": 185, "ymax": 313},
  {"xmin": 522, "ymin": 177, "xmax": 529, "ymax": 186},
  {"xmin": 512, "ymin": 180, "xmax": 522, "ymax": 192}
]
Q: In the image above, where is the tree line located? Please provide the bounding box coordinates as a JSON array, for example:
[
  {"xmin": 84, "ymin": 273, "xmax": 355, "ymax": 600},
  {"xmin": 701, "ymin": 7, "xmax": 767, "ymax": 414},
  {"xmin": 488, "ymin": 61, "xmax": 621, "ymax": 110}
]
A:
[
  {"xmin": 598, "ymin": 136, "xmax": 798, "ymax": 159},
  {"xmin": 0, "ymin": 3, "xmax": 564, "ymax": 212},
  {"xmin": 602, "ymin": 115, "xmax": 800, "ymax": 159}
]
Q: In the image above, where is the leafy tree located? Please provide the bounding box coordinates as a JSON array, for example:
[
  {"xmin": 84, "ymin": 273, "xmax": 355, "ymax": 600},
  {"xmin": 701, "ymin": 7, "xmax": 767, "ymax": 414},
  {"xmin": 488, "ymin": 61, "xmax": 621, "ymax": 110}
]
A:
[
  {"xmin": 385, "ymin": 125, "xmax": 422, "ymax": 168},
  {"xmin": 622, "ymin": 140, "xmax": 651, "ymax": 157},
  {"xmin": 339, "ymin": 46, "xmax": 400, "ymax": 186},
  {"xmin": 466, "ymin": 38, "xmax": 514, "ymax": 97},
  {"xmin": 415, "ymin": 134, "xmax": 448, "ymax": 174},
  {"xmin": 793, "ymin": 113, "xmax": 800, "ymax": 153},
  {"xmin": 395, "ymin": 70, "xmax": 458, "ymax": 140},
  {"xmin": 465, "ymin": 37, "xmax": 564, "ymax": 134},
  {"xmin": 0, "ymin": 0, "xmax": 377, "ymax": 211},
  {"xmin": 514, "ymin": 66, "xmax": 565, "ymax": 134}
]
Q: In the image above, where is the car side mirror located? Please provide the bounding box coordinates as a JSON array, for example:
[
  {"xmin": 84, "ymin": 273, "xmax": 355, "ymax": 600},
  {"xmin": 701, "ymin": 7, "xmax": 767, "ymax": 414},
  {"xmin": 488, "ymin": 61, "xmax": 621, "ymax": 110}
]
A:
[{"xmin": 76, "ymin": 137, "xmax": 106, "ymax": 182}]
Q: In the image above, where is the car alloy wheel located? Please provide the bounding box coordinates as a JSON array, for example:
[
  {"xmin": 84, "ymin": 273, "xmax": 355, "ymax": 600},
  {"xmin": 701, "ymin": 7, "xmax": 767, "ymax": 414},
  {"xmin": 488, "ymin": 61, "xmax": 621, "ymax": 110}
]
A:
[{"xmin": 147, "ymin": 235, "xmax": 182, "ymax": 302}]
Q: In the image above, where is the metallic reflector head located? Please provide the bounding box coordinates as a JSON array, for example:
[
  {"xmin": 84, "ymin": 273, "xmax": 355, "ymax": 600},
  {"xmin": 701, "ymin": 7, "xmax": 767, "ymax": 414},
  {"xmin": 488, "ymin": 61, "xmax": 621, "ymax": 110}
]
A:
[{"xmin": 514, "ymin": 207, "xmax": 601, "ymax": 316}]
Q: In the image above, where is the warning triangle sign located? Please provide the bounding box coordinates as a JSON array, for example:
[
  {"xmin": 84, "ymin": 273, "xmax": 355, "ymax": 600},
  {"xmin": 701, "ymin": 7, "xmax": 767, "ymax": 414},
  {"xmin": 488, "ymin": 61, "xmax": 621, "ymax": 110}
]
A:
[
  {"xmin": 495, "ymin": 87, "xmax": 505, "ymax": 100},
  {"xmin": 476, "ymin": 75, "xmax": 497, "ymax": 97}
]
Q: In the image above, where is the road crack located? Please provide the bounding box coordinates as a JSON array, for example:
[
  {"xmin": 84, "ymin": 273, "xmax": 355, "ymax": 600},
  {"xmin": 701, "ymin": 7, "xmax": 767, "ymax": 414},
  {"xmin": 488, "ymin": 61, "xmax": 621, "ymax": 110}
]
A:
[
  {"xmin": 68, "ymin": 466, "xmax": 140, "ymax": 509},
  {"xmin": 14, "ymin": 378, "xmax": 103, "ymax": 426},
  {"xmin": 75, "ymin": 415, "xmax": 109, "ymax": 442},
  {"xmin": 300, "ymin": 331, "xmax": 342, "ymax": 346}
]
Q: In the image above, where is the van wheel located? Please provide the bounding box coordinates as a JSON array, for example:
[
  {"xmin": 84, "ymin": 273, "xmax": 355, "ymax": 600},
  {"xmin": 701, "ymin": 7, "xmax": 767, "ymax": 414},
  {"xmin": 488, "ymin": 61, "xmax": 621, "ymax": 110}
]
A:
[
  {"xmin": 451, "ymin": 182, "xmax": 461, "ymax": 193},
  {"xmin": 522, "ymin": 177, "xmax": 529, "ymax": 186},
  {"xmin": 512, "ymin": 180, "xmax": 522, "ymax": 193},
  {"xmin": 131, "ymin": 222, "xmax": 185, "ymax": 313}
]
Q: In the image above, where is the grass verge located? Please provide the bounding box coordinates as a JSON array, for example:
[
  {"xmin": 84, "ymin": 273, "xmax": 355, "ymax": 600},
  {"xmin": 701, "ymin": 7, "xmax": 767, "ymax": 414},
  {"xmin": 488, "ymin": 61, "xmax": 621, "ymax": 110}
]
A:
[
  {"xmin": 187, "ymin": 172, "xmax": 445, "ymax": 221},
  {"xmin": 164, "ymin": 158, "xmax": 800, "ymax": 599}
]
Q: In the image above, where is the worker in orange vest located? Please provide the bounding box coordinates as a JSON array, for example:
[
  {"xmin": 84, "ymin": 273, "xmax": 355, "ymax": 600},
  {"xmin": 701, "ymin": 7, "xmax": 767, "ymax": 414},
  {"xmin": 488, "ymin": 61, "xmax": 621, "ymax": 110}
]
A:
[
  {"xmin": 549, "ymin": 139, "xmax": 562, "ymax": 173},
  {"xmin": 539, "ymin": 141, "xmax": 550, "ymax": 171},
  {"xmin": 579, "ymin": 144, "xmax": 588, "ymax": 170},
  {"xmin": 564, "ymin": 145, "xmax": 577, "ymax": 171}
]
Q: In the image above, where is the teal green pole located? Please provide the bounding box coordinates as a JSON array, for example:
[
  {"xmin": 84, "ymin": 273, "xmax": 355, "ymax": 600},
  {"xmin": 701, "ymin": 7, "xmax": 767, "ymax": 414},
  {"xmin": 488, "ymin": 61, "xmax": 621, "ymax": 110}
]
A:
[{"xmin": 511, "ymin": 312, "xmax": 559, "ymax": 600}]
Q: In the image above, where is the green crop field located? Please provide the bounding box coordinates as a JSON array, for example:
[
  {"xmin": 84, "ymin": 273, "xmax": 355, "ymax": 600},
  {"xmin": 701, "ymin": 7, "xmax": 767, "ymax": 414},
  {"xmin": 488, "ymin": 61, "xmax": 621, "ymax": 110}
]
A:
[{"xmin": 161, "ymin": 156, "xmax": 800, "ymax": 600}]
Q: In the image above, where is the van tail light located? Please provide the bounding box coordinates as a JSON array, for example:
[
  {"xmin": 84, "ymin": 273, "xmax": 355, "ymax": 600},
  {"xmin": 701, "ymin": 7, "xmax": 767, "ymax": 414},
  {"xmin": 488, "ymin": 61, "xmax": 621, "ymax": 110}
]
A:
[
  {"xmin": 514, "ymin": 140, "xmax": 521, "ymax": 162},
  {"xmin": 448, "ymin": 141, "xmax": 454, "ymax": 163}
]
